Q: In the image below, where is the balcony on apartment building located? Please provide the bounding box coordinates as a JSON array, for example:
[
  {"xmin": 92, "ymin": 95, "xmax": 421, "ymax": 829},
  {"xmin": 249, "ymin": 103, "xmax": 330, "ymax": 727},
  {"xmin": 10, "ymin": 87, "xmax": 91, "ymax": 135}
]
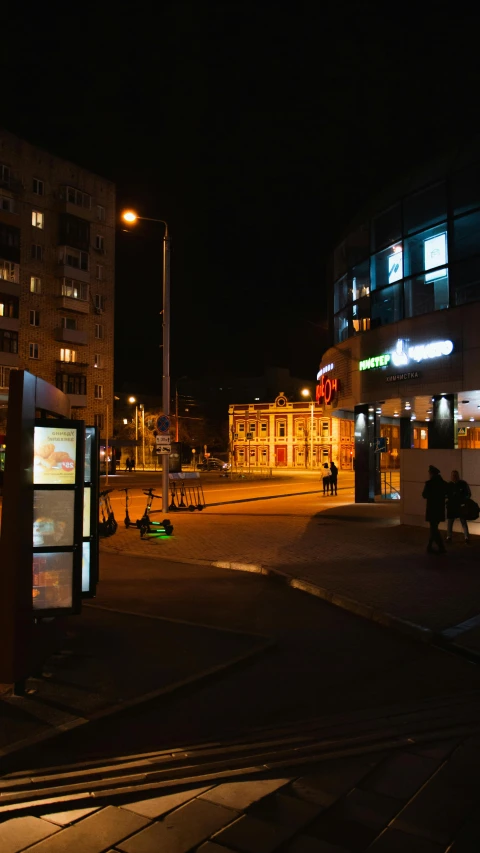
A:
[
  {"xmin": 53, "ymin": 326, "xmax": 88, "ymax": 346},
  {"xmin": 0, "ymin": 316, "xmax": 19, "ymax": 333},
  {"xmin": 68, "ymin": 393, "xmax": 87, "ymax": 407},
  {"xmin": 58, "ymin": 186, "xmax": 94, "ymax": 221},
  {"xmin": 57, "ymin": 246, "xmax": 90, "ymax": 284}
]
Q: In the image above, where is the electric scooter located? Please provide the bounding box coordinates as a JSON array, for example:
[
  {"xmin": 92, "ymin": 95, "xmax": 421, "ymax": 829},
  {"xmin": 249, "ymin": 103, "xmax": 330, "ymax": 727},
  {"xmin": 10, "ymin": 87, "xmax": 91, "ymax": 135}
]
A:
[
  {"xmin": 98, "ymin": 488, "xmax": 118, "ymax": 537},
  {"xmin": 118, "ymin": 487, "xmax": 132, "ymax": 528},
  {"xmin": 138, "ymin": 488, "xmax": 174, "ymax": 538}
]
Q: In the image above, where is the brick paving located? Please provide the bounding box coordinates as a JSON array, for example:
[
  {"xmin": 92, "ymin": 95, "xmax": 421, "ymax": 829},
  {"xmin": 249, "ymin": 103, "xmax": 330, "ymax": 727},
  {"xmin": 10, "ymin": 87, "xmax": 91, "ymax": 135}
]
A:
[{"xmin": 3, "ymin": 737, "xmax": 480, "ymax": 852}]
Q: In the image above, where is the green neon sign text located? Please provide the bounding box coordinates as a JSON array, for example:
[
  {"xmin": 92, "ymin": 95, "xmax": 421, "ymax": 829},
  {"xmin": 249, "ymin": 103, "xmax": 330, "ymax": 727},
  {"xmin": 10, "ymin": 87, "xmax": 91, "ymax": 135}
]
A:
[{"xmin": 359, "ymin": 353, "xmax": 391, "ymax": 371}]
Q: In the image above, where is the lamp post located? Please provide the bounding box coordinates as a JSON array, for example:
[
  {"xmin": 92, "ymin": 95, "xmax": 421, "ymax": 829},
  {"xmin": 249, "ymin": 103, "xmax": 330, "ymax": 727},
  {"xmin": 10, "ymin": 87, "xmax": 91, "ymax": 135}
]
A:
[
  {"xmin": 302, "ymin": 388, "xmax": 314, "ymax": 469},
  {"xmin": 123, "ymin": 211, "xmax": 171, "ymax": 512},
  {"xmin": 128, "ymin": 396, "xmax": 138, "ymax": 469}
]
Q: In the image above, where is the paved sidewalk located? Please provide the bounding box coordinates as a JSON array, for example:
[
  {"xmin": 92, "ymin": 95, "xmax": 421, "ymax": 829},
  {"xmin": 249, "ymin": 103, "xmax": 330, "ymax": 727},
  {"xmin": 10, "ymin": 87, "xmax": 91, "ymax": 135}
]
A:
[
  {"xmin": 2, "ymin": 726, "xmax": 480, "ymax": 852},
  {"xmin": 0, "ymin": 604, "xmax": 269, "ymax": 759},
  {"xmin": 101, "ymin": 491, "xmax": 480, "ymax": 648}
]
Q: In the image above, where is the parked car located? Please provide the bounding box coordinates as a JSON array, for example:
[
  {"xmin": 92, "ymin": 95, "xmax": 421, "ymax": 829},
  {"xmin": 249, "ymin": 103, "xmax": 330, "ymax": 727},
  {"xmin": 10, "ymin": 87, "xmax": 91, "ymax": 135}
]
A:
[{"xmin": 197, "ymin": 458, "xmax": 227, "ymax": 471}]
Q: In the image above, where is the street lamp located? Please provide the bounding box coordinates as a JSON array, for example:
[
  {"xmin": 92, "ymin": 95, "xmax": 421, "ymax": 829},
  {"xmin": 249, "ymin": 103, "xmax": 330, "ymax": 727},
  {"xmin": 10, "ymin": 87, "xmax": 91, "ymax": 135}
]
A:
[
  {"xmin": 302, "ymin": 388, "xmax": 314, "ymax": 470},
  {"xmin": 128, "ymin": 396, "xmax": 139, "ymax": 469},
  {"xmin": 122, "ymin": 211, "xmax": 171, "ymax": 512}
]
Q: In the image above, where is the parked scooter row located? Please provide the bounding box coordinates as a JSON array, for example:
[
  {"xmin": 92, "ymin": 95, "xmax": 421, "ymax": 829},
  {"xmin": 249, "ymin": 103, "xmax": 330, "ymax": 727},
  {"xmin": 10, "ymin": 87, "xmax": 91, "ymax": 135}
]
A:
[
  {"xmin": 119, "ymin": 487, "xmax": 173, "ymax": 538},
  {"xmin": 98, "ymin": 488, "xmax": 173, "ymax": 539}
]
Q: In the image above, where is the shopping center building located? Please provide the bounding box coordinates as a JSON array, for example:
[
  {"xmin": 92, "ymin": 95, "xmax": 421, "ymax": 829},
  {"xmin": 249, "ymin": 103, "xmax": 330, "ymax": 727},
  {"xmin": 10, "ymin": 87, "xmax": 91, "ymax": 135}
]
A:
[{"xmin": 318, "ymin": 145, "xmax": 480, "ymax": 511}]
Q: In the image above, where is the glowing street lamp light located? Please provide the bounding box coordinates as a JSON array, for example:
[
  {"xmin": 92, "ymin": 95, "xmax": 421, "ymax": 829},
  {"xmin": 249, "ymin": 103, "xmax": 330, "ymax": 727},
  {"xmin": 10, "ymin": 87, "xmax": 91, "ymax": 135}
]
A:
[
  {"xmin": 122, "ymin": 210, "xmax": 171, "ymax": 510},
  {"xmin": 302, "ymin": 388, "xmax": 315, "ymax": 470}
]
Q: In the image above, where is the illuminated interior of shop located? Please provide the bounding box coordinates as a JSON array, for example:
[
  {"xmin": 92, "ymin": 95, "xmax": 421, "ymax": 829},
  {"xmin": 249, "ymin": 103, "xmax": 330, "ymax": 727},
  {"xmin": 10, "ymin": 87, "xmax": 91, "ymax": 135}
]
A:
[{"xmin": 358, "ymin": 392, "xmax": 480, "ymax": 468}]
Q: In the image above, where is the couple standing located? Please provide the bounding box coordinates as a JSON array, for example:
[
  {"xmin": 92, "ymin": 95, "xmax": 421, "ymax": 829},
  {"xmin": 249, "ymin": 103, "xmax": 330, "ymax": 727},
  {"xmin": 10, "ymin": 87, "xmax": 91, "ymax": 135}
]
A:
[
  {"xmin": 423, "ymin": 465, "xmax": 471, "ymax": 553},
  {"xmin": 322, "ymin": 461, "xmax": 338, "ymax": 496}
]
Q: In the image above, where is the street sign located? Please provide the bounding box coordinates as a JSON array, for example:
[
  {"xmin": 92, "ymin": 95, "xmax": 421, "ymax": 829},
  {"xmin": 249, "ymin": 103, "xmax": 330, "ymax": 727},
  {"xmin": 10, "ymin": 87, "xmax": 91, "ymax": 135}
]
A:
[
  {"xmin": 155, "ymin": 434, "xmax": 171, "ymax": 444},
  {"xmin": 234, "ymin": 433, "xmax": 238, "ymax": 440},
  {"xmin": 156, "ymin": 446, "xmax": 171, "ymax": 454},
  {"xmin": 156, "ymin": 415, "xmax": 170, "ymax": 433},
  {"xmin": 246, "ymin": 432, "xmax": 253, "ymax": 440}
]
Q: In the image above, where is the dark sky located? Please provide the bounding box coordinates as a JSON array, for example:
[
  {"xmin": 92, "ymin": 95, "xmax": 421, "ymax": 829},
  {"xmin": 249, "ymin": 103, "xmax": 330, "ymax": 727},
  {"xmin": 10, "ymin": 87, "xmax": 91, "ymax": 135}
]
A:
[{"xmin": 3, "ymin": 5, "xmax": 480, "ymax": 391}]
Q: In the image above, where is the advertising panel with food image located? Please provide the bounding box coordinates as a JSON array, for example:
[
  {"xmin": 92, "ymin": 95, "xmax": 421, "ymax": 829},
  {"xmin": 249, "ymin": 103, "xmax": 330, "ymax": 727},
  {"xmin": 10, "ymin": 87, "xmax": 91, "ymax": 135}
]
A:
[
  {"xmin": 32, "ymin": 552, "xmax": 74, "ymax": 610},
  {"xmin": 34, "ymin": 426, "xmax": 76, "ymax": 484},
  {"xmin": 34, "ymin": 490, "xmax": 74, "ymax": 546}
]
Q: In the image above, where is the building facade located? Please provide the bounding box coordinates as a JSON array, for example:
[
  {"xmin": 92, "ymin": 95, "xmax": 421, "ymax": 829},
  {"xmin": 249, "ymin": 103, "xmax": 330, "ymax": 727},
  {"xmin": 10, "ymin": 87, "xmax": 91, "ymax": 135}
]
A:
[
  {"xmin": 321, "ymin": 144, "xmax": 480, "ymax": 501},
  {"xmin": 0, "ymin": 130, "xmax": 115, "ymax": 436},
  {"xmin": 229, "ymin": 393, "xmax": 354, "ymax": 470}
]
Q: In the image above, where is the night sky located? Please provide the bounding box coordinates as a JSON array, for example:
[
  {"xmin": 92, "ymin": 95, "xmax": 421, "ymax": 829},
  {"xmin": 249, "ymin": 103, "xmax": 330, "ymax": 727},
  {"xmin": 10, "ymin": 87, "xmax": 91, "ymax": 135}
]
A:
[{"xmin": 3, "ymin": 5, "xmax": 480, "ymax": 392}]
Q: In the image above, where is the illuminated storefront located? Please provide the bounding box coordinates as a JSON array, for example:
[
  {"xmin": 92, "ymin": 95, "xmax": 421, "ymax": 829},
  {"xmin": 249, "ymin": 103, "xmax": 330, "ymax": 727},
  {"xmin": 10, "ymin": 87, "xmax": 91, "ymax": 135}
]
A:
[{"xmin": 325, "ymin": 152, "xmax": 480, "ymax": 501}]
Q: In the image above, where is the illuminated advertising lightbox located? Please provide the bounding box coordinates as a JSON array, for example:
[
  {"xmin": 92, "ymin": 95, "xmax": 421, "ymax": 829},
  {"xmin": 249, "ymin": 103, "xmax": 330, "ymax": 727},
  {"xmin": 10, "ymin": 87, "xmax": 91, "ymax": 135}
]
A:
[
  {"xmin": 34, "ymin": 426, "xmax": 77, "ymax": 485},
  {"xmin": 85, "ymin": 428, "xmax": 93, "ymax": 482},
  {"xmin": 32, "ymin": 418, "xmax": 85, "ymax": 615},
  {"xmin": 83, "ymin": 486, "xmax": 91, "ymax": 537},
  {"xmin": 424, "ymin": 233, "xmax": 447, "ymax": 281},
  {"xmin": 82, "ymin": 542, "xmax": 90, "ymax": 593},
  {"xmin": 34, "ymin": 490, "xmax": 75, "ymax": 546},
  {"xmin": 82, "ymin": 426, "xmax": 99, "ymax": 599},
  {"xmin": 33, "ymin": 552, "xmax": 74, "ymax": 610}
]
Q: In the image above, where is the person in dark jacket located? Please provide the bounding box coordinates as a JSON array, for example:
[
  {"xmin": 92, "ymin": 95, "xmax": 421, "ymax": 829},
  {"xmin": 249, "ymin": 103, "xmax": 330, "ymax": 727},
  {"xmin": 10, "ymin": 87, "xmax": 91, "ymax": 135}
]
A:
[
  {"xmin": 446, "ymin": 470, "xmax": 471, "ymax": 544},
  {"xmin": 422, "ymin": 465, "xmax": 447, "ymax": 553},
  {"xmin": 330, "ymin": 461, "xmax": 338, "ymax": 495},
  {"xmin": 322, "ymin": 463, "xmax": 331, "ymax": 496}
]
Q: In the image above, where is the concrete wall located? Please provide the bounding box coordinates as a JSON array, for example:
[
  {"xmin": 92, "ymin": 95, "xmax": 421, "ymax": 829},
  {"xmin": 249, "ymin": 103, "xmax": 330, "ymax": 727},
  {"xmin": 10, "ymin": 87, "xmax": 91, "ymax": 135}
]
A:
[{"xmin": 401, "ymin": 449, "xmax": 480, "ymax": 534}]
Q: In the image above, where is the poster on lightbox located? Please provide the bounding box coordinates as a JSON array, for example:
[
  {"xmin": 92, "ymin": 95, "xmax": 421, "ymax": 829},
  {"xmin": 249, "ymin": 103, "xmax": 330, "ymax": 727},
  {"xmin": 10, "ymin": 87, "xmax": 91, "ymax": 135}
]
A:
[
  {"xmin": 32, "ymin": 551, "xmax": 73, "ymax": 610},
  {"xmin": 83, "ymin": 486, "xmax": 91, "ymax": 537},
  {"xmin": 34, "ymin": 426, "xmax": 77, "ymax": 484},
  {"xmin": 33, "ymin": 490, "xmax": 74, "ymax": 546},
  {"xmin": 82, "ymin": 541, "xmax": 90, "ymax": 593}
]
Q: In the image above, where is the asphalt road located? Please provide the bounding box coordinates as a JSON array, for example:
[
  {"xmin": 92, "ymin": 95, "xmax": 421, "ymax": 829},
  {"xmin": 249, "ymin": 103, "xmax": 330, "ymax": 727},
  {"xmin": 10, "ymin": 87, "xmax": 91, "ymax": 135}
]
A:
[
  {"xmin": 5, "ymin": 549, "xmax": 480, "ymax": 774},
  {"xmin": 103, "ymin": 469, "xmax": 353, "ymax": 522}
]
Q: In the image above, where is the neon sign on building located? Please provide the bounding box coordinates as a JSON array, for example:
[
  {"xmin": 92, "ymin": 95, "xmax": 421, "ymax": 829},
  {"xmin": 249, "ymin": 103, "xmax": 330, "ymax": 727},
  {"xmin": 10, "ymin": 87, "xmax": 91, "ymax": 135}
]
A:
[
  {"xmin": 359, "ymin": 338, "xmax": 454, "ymax": 371},
  {"xmin": 316, "ymin": 375, "xmax": 339, "ymax": 404},
  {"xmin": 317, "ymin": 362, "xmax": 334, "ymax": 380}
]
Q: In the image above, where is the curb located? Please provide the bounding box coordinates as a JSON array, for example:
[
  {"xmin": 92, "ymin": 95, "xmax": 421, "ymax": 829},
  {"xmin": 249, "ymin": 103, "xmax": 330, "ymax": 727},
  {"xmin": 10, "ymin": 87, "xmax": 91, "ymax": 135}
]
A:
[
  {"xmin": 212, "ymin": 560, "xmax": 480, "ymax": 660},
  {"xmin": 98, "ymin": 549, "xmax": 480, "ymax": 663},
  {"xmin": 210, "ymin": 561, "xmax": 432, "ymax": 643}
]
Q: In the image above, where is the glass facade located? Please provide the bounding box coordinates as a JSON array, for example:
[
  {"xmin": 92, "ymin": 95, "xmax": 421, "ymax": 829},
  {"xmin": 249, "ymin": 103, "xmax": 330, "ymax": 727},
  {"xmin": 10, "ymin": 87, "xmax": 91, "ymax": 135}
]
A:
[{"xmin": 333, "ymin": 167, "xmax": 480, "ymax": 342}]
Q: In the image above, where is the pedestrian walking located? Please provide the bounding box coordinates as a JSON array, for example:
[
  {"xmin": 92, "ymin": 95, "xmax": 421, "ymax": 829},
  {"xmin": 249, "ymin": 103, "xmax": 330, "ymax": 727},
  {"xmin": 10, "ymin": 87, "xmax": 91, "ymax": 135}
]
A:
[
  {"xmin": 330, "ymin": 461, "xmax": 338, "ymax": 495},
  {"xmin": 322, "ymin": 462, "xmax": 332, "ymax": 496},
  {"xmin": 422, "ymin": 465, "xmax": 447, "ymax": 554},
  {"xmin": 125, "ymin": 456, "xmax": 131, "ymax": 472},
  {"xmin": 446, "ymin": 470, "xmax": 471, "ymax": 544}
]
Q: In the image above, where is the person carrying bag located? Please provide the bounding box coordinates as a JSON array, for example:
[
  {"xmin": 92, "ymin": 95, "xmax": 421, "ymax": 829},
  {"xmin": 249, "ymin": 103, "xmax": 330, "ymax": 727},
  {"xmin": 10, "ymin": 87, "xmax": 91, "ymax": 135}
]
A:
[{"xmin": 446, "ymin": 469, "xmax": 476, "ymax": 544}]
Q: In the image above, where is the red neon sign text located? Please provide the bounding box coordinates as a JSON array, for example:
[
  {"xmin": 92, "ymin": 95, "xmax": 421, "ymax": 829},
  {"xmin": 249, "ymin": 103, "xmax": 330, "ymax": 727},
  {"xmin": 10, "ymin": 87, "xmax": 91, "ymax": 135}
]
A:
[{"xmin": 316, "ymin": 376, "xmax": 338, "ymax": 404}]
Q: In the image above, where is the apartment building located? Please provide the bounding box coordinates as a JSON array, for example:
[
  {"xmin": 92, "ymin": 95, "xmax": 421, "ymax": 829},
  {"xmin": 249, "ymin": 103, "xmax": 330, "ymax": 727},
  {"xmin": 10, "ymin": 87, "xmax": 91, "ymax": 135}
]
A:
[{"xmin": 0, "ymin": 130, "xmax": 114, "ymax": 433}]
